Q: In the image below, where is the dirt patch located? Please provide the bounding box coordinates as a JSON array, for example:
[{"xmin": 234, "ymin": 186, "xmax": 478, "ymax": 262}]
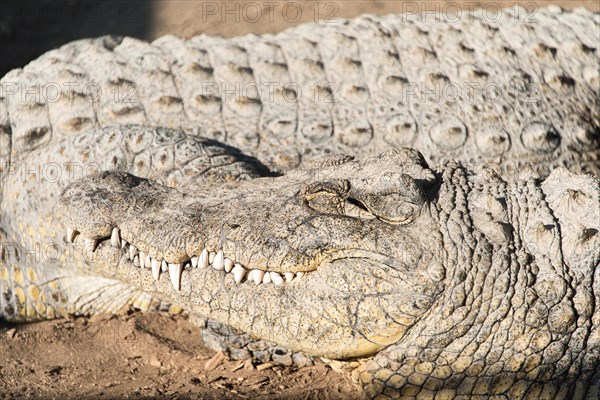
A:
[{"xmin": 0, "ymin": 312, "xmax": 359, "ymax": 400}]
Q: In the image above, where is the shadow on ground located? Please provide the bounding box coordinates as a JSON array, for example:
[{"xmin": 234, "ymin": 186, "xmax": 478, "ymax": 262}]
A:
[{"xmin": 0, "ymin": 0, "xmax": 151, "ymax": 77}]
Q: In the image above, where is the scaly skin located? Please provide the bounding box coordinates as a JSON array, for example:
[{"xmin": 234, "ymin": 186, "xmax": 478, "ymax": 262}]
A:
[
  {"xmin": 0, "ymin": 7, "xmax": 598, "ymax": 175},
  {"xmin": 58, "ymin": 148, "xmax": 600, "ymax": 398},
  {"xmin": 0, "ymin": 124, "xmax": 314, "ymax": 363},
  {"xmin": 0, "ymin": 5, "xmax": 599, "ymax": 398}
]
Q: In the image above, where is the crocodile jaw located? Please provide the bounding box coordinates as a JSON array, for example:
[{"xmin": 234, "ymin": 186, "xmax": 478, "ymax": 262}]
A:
[
  {"xmin": 61, "ymin": 187, "xmax": 443, "ymax": 358},
  {"xmin": 77, "ymin": 235, "xmax": 441, "ymax": 358}
]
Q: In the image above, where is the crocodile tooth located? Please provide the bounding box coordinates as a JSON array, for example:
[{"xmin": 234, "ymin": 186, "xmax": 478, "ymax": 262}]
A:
[
  {"xmin": 110, "ymin": 228, "xmax": 121, "ymax": 247},
  {"xmin": 139, "ymin": 251, "xmax": 146, "ymax": 268},
  {"xmin": 232, "ymin": 264, "xmax": 246, "ymax": 283},
  {"xmin": 245, "ymin": 269, "xmax": 253, "ymax": 280},
  {"xmin": 252, "ymin": 270, "xmax": 264, "ymax": 285},
  {"xmin": 191, "ymin": 256, "xmax": 199, "ymax": 268},
  {"xmin": 133, "ymin": 255, "xmax": 140, "ymax": 267},
  {"xmin": 161, "ymin": 260, "xmax": 168, "ymax": 273},
  {"xmin": 169, "ymin": 263, "xmax": 182, "ymax": 291},
  {"xmin": 296, "ymin": 272, "xmax": 305, "ymax": 279},
  {"xmin": 199, "ymin": 249, "xmax": 209, "ymax": 268},
  {"xmin": 213, "ymin": 250, "xmax": 224, "ymax": 270},
  {"xmin": 270, "ymin": 272, "xmax": 284, "ymax": 286},
  {"xmin": 129, "ymin": 245, "xmax": 137, "ymax": 259},
  {"xmin": 67, "ymin": 227, "xmax": 78, "ymax": 243},
  {"xmin": 145, "ymin": 254, "xmax": 151, "ymax": 269},
  {"xmin": 209, "ymin": 252, "xmax": 216, "ymax": 264},
  {"xmin": 254, "ymin": 269, "xmax": 265, "ymax": 285},
  {"xmin": 284, "ymin": 272, "xmax": 295, "ymax": 282},
  {"xmin": 84, "ymin": 238, "xmax": 98, "ymax": 252},
  {"xmin": 262, "ymin": 271, "xmax": 272, "ymax": 284},
  {"xmin": 224, "ymin": 258, "xmax": 234, "ymax": 273},
  {"xmin": 121, "ymin": 240, "xmax": 127, "ymax": 249},
  {"xmin": 151, "ymin": 259, "xmax": 161, "ymax": 281}
]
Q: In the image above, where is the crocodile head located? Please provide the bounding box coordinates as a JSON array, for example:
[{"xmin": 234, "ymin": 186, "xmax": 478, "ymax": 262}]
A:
[{"xmin": 59, "ymin": 148, "xmax": 447, "ymax": 359}]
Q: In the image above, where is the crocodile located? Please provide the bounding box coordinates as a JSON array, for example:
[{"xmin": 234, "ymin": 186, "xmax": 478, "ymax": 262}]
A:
[{"xmin": 1, "ymin": 5, "xmax": 599, "ymax": 399}]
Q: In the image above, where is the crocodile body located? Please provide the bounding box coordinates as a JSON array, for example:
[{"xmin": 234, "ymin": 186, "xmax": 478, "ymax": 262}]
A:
[
  {"xmin": 1, "ymin": 6, "xmax": 598, "ymax": 176},
  {"xmin": 1, "ymin": 5, "xmax": 599, "ymax": 399}
]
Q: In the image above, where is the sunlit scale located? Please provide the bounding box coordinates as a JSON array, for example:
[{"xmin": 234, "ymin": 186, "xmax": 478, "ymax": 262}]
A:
[{"xmin": 65, "ymin": 227, "xmax": 308, "ymax": 291}]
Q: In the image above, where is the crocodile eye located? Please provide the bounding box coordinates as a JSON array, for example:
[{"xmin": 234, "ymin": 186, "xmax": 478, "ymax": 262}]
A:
[
  {"xmin": 360, "ymin": 193, "xmax": 421, "ymax": 224},
  {"xmin": 301, "ymin": 181, "xmax": 381, "ymax": 220},
  {"xmin": 342, "ymin": 196, "xmax": 378, "ymax": 220},
  {"xmin": 301, "ymin": 180, "xmax": 349, "ymax": 214},
  {"xmin": 346, "ymin": 197, "xmax": 369, "ymax": 212}
]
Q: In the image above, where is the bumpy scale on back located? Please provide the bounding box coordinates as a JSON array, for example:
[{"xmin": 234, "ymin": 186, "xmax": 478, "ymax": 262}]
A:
[{"xmin": 0, "ymin": 6, "xmax": 598, "ymax": 176}]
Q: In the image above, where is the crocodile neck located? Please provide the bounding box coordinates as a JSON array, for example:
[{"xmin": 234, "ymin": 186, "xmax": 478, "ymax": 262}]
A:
[
  {"xmin": 351, "ymin": 165, "xmax": 598, "ymax": 398},
  {"xmin": 435, "ymin": 164, "xmax": 579, "ymax": 337}
]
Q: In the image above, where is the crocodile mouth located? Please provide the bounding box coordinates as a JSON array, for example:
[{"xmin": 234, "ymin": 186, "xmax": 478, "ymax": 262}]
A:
[
  {"xmin": 65, "ymin": 226, "xmax": 310, "ymax": 291},
  {"xmin": 57, "ymin": 152, "xmax": 443, "ymax": 358},
  {"xmin": 63, "ymin": 221, "xmax": 434, "ymax": 359}
]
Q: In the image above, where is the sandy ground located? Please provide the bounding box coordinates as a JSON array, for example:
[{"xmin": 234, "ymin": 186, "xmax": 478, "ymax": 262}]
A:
[
  {"xmin": 0, "ymin": 311, "xmax": 359, "ymax": 400},
  {"xmin": 0, "ymin": 1, "xmax": 597, "ymax": 399}
]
